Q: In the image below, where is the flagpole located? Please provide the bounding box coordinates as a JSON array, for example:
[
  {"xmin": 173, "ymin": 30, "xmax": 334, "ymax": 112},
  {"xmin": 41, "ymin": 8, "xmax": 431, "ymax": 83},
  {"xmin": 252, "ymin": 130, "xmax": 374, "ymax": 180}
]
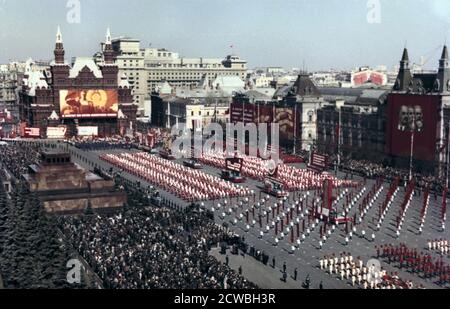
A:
[{"xmin": 293, "ymin": 104, "xmax": 297, "ymax": 155}]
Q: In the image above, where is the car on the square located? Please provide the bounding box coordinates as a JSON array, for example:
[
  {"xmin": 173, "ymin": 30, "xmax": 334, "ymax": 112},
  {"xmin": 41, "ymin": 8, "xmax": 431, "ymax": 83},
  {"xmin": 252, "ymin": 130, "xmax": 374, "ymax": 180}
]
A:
[
  {"xmin": 221, "ymin": 170, "xmax": 246, "ymax": 183},
  {"xmin": 183, "ymin": 159, "xmax": 203, "ymax": 169},
  {"xmin": 263, "ymin": 178, "xmax": 289, "ymax": 198}
]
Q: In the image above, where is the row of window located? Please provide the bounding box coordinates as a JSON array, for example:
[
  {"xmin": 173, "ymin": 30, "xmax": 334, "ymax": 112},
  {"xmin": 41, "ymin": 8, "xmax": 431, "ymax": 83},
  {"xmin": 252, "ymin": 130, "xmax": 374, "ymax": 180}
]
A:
[
  {"xmin": 155, "ymin": 63, "xmax": 224, "ymax": 69},
  {"xmin": 121, "ymin": 59, "xmax": 142, "ymax": 64},
  {"xmin": 319, "ymin": 131, "xmax": 381, "ymax": 141},
  {"xmin": 149, "ymin": 71, "xmax": 243, "ymax": 75},
  {"xmin": 121, "ymin": 69, "xmax": 244, "ymax": 77},
  {"xmin": 187, "ymin": 111, "xmax": 227, "ymax": 117},
  {"xmin": 157, "ymin": 52, "xmax": 172, "ymax": 58}
]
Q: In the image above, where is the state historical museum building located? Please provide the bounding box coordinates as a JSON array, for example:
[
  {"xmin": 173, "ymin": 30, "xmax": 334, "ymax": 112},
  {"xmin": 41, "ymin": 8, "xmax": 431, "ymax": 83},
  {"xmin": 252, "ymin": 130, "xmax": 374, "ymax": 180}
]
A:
[{"xmin": 19, "ymin": 27, "xmax": 137, "ymax": 138}]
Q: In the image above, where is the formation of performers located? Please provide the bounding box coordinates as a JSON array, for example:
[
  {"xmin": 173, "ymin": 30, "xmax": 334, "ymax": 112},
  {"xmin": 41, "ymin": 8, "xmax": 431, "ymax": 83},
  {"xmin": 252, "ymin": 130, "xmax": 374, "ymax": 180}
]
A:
[
  {"xmin": 101, "ymin": 152, "xmax": 251, "ymax": 202},
  {"xmin": 428, "ymin": 239, "xmax": 450, "ymax": 255},
  {"xmin": 217, "ymin": 193, "xmax": 323, "ymax": 249},
  {"xmin": 428, "ymin": 239, "xmax": 449, "ymax": 255},
  {"xmin": 394, "ymin": 180, "xmax": 415, "ymax": 237},
  {"xmin": 376, "ymin": 244, "xmax": 450, "ymax": 286},
  {"xmin": 216, "ymin": 184, "xmax": 376, "ymax": 252},
  {"xmin": 441, "ymin": 188, "xmax": 448, "ymax": 231},
  {"xmin": 319, "ymin": 253, "xmax": 419, "ymax": 289},
  {"xmin": 198, "ymin": 150, "xmax": 357, "ymax": 191}
]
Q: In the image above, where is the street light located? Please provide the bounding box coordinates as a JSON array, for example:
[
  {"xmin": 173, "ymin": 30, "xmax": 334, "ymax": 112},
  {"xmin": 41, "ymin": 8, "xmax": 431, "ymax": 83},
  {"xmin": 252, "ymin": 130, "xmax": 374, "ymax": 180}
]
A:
[
  {"xmin": 446, "ymin": 122, "xmax": 450, "ymax": 189},
  {"xmin": 337, "ymin": 105, "xmax": 342, "ymax": 168},
  {"xmin": 335, "ymin": 100, "xmax": 344, "ymax": 171},
  {"xmin": 409, "ymin": 113, "xmax": 420, "ymax": 181}
]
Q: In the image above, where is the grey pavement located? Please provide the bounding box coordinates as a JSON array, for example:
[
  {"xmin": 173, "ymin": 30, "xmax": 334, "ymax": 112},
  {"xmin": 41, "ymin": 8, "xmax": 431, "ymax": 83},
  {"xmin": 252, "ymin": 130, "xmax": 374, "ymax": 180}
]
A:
[
  {"xmin": 210, "ymin": 248, "xmax": 305, "ymax": 289},
  {"xmin": 50, "ymin": 141, "xmax": 450, "ymax": 289}
]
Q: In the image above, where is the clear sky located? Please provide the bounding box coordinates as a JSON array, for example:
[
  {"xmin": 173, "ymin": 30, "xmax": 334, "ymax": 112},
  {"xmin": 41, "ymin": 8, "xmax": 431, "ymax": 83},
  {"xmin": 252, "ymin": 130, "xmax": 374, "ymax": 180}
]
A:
[{"xmin": 1, "ymin": 0, "xmax": 450, "ymax": 70}]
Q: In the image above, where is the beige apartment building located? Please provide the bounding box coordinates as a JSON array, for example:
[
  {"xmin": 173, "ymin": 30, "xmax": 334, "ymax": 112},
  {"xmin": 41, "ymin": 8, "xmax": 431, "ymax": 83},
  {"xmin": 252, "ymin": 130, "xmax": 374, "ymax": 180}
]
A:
[{"xmin": 98, "ymin": 37, "xmax": 247, "ymax": 116}]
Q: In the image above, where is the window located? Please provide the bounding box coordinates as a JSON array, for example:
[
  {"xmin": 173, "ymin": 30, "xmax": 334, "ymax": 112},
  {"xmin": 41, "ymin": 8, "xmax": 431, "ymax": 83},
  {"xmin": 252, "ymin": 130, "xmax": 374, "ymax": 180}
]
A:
[{"xmin": 308, "ymin": 111, "xmax": 314, "ymax": 123}]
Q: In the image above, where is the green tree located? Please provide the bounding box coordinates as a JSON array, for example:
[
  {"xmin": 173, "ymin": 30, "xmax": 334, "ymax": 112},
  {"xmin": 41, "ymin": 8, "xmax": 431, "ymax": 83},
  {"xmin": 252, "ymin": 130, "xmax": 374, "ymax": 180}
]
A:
[{"xmin": 0, "ymin": 182, "xmax": 85, "ymax": 288}]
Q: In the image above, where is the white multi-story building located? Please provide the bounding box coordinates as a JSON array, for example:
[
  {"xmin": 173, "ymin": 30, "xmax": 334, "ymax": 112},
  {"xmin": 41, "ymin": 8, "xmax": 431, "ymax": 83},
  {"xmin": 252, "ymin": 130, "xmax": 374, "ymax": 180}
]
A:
[
  {"xmin": 247, "ymin": 73, "xmax": 273, "ymax": 88},
  {"xmin": 151, "ymin": 74, "xmax": 246, "ymax": 130},
  {"xmin": 99, "ymin": 37, "xmax": 248, "ymax": 116},
  {"xmin": 311, "ymin": 72, "xmax": 340, "ymax": 87},
  {"xmin": 0, "ymin": 59, "xmax": 50, "ymax": 112}
]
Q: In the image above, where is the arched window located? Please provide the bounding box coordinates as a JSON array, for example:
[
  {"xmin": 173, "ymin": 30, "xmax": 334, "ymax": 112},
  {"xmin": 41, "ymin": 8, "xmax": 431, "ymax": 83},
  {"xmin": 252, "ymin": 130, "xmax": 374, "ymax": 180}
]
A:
[
  {"xmin": 307, "ymin": 111, "xmax": 314, "ymax": 123},
  {"xmin": 434, "ymin": 79, "xmax": 441, "ymax": 92}
]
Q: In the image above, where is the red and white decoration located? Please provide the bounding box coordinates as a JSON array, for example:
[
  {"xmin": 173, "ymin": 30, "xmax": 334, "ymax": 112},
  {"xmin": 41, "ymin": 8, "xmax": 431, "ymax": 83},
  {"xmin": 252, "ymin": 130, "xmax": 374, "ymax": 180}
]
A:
[
  {"xmin": 198, "ymin": 151, "xmax": 357, "ymax": 191},
  {"xmin": 101, "ymin": 152, "xmax": 251, "ymax": 202}
]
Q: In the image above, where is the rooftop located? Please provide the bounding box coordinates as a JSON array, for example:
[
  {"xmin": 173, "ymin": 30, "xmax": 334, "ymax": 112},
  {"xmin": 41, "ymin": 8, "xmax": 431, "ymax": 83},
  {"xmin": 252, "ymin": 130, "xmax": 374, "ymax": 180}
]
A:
[
  {"xmin": 69, "ymin": 57, "xmax": 103, "ymax": 79},
  {"xmin": 319, "ymin": 87, "xmax": 389, "ymax": 106}
]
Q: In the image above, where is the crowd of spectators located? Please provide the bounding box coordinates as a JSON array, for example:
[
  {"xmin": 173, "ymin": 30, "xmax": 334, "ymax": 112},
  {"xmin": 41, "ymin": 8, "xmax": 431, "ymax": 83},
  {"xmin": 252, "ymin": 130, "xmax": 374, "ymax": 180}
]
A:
[
  {"xmin": 72, "ymin": 138, "xmax": 134, "ymax": 151},
  {"xmin": 60, "ymin": 203, "xmax": 258, "ymax": 289},
  {"xmin": 340, "ymin": 158, "xmax": 445, "ymax": 192},
  {"xmin": 0, "ymin": 143, "xmax": 40, "ymax": 179}
]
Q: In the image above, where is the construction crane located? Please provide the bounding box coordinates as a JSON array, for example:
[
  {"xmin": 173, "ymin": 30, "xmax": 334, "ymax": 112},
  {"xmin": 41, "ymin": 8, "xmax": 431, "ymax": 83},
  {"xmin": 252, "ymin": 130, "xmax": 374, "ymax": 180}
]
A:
[{"xmin": 411, "ymin": 45, "xmax": 443, "ymax": 72}]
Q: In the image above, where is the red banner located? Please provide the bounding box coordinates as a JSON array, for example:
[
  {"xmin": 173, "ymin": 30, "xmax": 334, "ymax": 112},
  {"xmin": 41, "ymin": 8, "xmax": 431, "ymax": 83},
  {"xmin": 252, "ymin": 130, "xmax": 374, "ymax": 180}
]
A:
[
  {"xmin": 311, "ymin": 153, "xmax": 328, "ymax": 169},
  {"xmin": 275, "ymin": 107, "xmax": 295, "ymax": 140},
  {"xmin": 230, "ymin": 102, "xmax": 256, "ymax": 124},
  {"xmin": 24, "ymin": 127, "xmax": 40, "ymax": 139},
  {"xmin": 387, "ymin": 94, "xmax": 440, "ymax": 161}
]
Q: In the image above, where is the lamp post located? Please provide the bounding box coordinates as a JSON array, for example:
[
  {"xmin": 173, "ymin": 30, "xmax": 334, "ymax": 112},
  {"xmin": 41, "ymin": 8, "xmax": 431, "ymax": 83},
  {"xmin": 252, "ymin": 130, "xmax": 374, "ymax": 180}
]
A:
[
  {"xmin": 337, "ymin": 107, "xmax": 342, "ymax": 169},
  {"xmin": 409, "ymin": 114, "xmax": 416, "ymax": 181},
  {"xmin": 293, "ymin": 104, "xmax": 298, "ymax": 155},
  {"xmin": 446, "ymin": 122, "xmax": 450, "ymax": 189},
  {"xmin": 336, "ymin": 101, "xmax": 344, "ymax": 172}
]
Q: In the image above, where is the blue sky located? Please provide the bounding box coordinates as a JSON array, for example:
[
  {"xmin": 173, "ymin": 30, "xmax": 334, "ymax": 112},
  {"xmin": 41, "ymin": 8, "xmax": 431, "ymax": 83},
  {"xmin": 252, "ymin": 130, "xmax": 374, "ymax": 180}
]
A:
[{"xmin": 0, "ymin": 0, "xmax": 450, "ymax": 70}]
